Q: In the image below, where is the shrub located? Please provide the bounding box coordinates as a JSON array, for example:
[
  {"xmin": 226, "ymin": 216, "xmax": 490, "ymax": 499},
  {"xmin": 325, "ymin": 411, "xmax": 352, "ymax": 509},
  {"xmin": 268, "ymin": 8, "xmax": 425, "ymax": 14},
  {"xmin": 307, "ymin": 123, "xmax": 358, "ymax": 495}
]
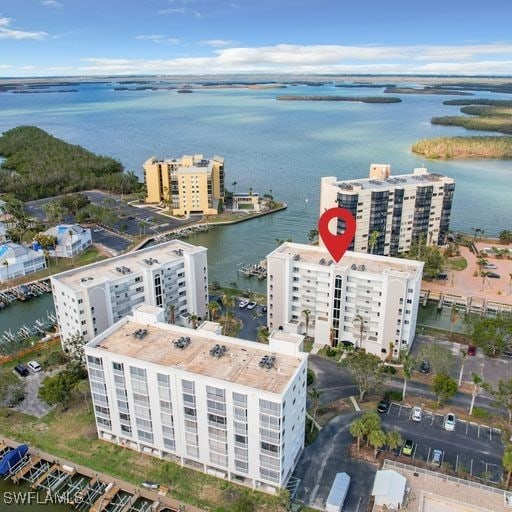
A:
[
  {"xmin": 325, "ymin": 347, "xmax": 337, "ymax": 358},
  {"xmin": 471, "ymin": 407, "xmax": 490, "ymax": 419},
  {"xmin": 307, "ymin": 369, "xmax": 316, "ymax": 387},
  {"xmin": 384, "ymin": 390, "xmax": 403, "ymax": 402},
  {"xmin": 383, "ymin": 366, "xmax": 397, "ymax": 375}
]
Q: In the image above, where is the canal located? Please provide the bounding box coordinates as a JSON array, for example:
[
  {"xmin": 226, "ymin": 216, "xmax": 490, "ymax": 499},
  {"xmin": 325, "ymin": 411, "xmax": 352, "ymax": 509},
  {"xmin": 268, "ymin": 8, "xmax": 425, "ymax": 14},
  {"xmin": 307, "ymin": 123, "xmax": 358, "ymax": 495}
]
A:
[
  {"xmin": 0, "ymin": 478, "xmax": 69, "ymax": 511},
  {"xmin": 0, "ymin": 294, "xmax": 55, "ymax": 335}
]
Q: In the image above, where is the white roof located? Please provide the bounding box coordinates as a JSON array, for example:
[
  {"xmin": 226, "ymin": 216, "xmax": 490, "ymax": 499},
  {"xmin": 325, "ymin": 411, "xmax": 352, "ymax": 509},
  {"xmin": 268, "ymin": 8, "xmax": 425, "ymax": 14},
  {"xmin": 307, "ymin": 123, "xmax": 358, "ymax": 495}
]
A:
[
  {"xmin": 372, "ymin": 469, "xmax": 406, "ymax": 507},
  {"xmin": 43, "ymin": 224, "xmax": 89, "ymax": 245}
]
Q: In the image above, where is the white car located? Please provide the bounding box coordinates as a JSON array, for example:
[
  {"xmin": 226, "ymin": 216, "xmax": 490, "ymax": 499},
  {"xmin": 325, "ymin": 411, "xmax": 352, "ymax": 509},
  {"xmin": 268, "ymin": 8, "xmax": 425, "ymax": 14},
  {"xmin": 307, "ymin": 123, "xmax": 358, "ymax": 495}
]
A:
[
  {"xmin": 484, "ymin": 263, "xmax": 497, "ymax": 269},
  {"xmin": 27, "ymin": 360, "xmax": 42, "ymax": 372},
  {"xmin": 246, "ymin": 302, "xmax": 257, "ymax": 310},
  {"xmin": 444, "ymin": 413, "xmax": 456, "ymax": 431},
  {"xmin": 238, "ymin": 300, "xmax": 249, "ymax": 309},
  {"xmin": 411, "ymin": 407, "xmax": 422, "ymax": 422}
]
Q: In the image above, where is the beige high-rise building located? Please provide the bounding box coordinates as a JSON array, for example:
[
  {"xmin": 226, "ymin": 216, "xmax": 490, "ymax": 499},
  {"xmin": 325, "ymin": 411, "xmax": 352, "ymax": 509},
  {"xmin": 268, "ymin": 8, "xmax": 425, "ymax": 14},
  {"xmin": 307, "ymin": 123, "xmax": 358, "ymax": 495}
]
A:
[
  {"xmin": 267, "ymin": 242, "xmax": 423, "ymax": 358},
  {"xmin": 320, "ymin": 164, "xmax": 455, "ymax": 256},
  {"xmin": 144, "ymin": 154, "xmax": 225, "ymax": 215}
]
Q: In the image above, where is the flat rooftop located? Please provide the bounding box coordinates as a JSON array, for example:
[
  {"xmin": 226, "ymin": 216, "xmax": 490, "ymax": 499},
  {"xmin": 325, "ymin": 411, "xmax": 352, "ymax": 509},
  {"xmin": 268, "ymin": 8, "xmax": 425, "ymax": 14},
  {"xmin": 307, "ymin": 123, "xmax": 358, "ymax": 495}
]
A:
[
  {"xmin": 272, "ymin": 242, "xmax": 422, "ymax": 278},
  {"xmin": 91, "ymin": 320, "xmax": 303, "ymax": 394},
  {"xmin": 379, "ymin": 461, "xmax": 512, "ymax": 512},
  {"xmin": 334, "ymin": 170, "xmax": 453, "ymax": 192},
  {"xmin": 52, "ymin": 240, "xmax": 204, "ymax": 292}
]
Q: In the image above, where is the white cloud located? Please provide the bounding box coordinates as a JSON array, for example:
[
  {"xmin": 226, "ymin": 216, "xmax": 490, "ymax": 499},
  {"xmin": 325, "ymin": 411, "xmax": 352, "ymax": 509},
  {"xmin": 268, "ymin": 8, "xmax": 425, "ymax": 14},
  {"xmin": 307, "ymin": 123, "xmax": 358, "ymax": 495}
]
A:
[
  {"xmin": 41, "ymin": 0, "xmax": 63, "ymax": 8},
  {"xmin": 0, "ymin": 15, "xmax": 49, "ymax": 40},
  {"xmin": 135, "ymin": 34, "xmax": 180, "ymax": 45},
  {"xmin": 3, "ymin": 42, "xmax": 506, "ymax": 76},
  {"xmin": 200, "ymin": 39, "xmax": 235, "ymax": 48},
  {"xmin": 158, "ymin": 7, "xmax": 201, "ymax": 17}
]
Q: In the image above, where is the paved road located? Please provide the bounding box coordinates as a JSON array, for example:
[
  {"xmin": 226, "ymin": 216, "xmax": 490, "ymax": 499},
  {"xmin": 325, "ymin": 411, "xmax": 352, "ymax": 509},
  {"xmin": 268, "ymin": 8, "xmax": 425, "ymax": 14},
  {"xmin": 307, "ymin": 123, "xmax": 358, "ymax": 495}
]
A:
[
  {"xmin": 307, "ymin": 355, "xmax": 359, "ymax": 405},
  {"xmin": 91, "ymin": 228, "xmax": 131, "ymax": 253},
  {"xmin": 293, "ymin": 412, "xmax": 376, "ymax": 511},
  {"xmin": 381, "ymin": 402, "xmax": 504, "ymax": 483}
]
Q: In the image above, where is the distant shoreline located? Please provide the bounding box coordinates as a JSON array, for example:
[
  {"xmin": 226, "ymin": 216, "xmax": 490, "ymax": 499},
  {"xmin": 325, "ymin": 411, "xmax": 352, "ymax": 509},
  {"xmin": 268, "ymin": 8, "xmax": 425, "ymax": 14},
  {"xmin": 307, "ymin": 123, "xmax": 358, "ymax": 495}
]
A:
[{"xmin": 276, "ymin": 95, "xmax": 401, "ymax": 103}]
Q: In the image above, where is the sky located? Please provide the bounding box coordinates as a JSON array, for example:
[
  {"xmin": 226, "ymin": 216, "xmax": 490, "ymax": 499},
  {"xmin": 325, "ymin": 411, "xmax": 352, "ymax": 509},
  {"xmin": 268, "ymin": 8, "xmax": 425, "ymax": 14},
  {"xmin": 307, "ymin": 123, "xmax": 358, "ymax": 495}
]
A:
[{"xmin": 1, "ymin": 0, "xmax": 512, "ymax": 77}]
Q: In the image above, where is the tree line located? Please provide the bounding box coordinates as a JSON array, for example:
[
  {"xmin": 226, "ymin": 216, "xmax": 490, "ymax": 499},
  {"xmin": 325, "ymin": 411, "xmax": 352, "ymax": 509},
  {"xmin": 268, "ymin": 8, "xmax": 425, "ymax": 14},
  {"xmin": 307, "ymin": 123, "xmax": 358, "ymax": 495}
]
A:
[{"xmin": 0, "ymin": 126, "xmax": 142, "ymax": 201}]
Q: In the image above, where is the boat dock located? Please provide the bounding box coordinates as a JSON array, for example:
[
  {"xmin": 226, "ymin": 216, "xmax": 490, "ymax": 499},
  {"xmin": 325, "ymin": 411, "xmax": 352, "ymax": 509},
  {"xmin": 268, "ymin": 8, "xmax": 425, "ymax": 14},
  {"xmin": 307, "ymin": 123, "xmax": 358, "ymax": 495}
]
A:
[
  {"xmin": 420, "ymin": 289, "xmax": 512, "ymax": 316},
  {"xmin": 0, "ymin": 278, "xmax": 52, "ymax": 309},
  {"xmin": 1, "ymin": 437, "xmax": 204, "ymax": 512},
  {"xmin": 238, "ymin": 260, "xmax": 267, "ymax": 280}
]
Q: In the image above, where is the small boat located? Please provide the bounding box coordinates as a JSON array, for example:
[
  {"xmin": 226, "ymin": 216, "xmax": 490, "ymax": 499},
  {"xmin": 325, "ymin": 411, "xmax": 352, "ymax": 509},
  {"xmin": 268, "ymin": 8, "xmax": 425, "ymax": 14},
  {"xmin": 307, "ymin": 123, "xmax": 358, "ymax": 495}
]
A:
[
  {"xmin": 141, "ymin": 481, "xmax": 159, "ymax": 490},
  {"xmin": 0, "ymin": 444, "xmax": 29, "ymax": 476}
]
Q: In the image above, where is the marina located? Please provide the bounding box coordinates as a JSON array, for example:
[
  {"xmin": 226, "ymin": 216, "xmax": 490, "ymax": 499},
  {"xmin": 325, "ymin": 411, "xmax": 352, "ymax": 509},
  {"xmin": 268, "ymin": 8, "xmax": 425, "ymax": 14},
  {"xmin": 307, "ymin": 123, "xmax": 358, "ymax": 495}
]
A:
[
  {"xmin": 237, "ymin": 260, "xmax": 268, "ymax": 280},
  {"xmin": 0, "ymin": 438, "xmax": 202, "ymax": 512},
  {"xmin": 0, "ymin": 278, "xmax": 52, "ymax": 309}
]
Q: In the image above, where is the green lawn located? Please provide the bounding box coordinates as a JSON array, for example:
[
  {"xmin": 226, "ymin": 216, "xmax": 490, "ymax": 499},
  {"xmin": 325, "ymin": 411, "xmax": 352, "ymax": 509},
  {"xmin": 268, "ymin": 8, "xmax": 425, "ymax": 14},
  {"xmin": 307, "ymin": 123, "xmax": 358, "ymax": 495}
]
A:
[
  {"xmin": 445, "ymin": 256, "xmax": 468, "ymax": 271},
  {"xmin": 0, "ymin": 399, "xmax": 298, "ymax": 512}
]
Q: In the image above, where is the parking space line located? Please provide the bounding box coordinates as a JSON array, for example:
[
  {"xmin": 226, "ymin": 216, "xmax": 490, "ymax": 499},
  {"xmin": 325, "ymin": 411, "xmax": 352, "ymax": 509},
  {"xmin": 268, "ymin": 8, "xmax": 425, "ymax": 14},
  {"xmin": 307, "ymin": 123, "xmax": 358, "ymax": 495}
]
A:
[
  {"xmin": 470, "ymin": 459, "xmax": 473, "ymax": 476},
  {"xmin": 466, "ymin": 421, "xmax": 469, "ymax": 435},
  {"xmin": 455, "ymin": 454, "xmax": 459, "ymax": 470},
  {"xmin": 478, "ymin": 424, "xmax": 481, "ymax": 438},
  {"xmin": 427, "ymin": 447, "xmax": 431, "ymax": 463}
]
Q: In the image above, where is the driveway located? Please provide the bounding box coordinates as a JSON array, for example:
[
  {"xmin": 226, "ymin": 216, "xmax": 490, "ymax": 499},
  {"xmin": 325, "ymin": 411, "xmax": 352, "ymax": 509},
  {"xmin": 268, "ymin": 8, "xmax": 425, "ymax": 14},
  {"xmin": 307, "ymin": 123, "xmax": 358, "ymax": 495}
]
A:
[
  {"xmin": 14, "ymin": 368, "xmax": 56, "ymax": 418},
  {"xmin": 293, "ymin": 411, "xmax": 376, "ymax": 511}
]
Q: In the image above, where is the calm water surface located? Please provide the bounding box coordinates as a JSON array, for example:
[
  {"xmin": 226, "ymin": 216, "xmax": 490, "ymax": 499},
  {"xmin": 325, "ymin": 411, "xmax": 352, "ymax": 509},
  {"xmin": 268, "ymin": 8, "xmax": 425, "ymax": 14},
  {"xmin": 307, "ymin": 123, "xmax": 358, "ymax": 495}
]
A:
[{"xmin": 1, "ymin": 82, "xmax": 511, "ymax": 289}]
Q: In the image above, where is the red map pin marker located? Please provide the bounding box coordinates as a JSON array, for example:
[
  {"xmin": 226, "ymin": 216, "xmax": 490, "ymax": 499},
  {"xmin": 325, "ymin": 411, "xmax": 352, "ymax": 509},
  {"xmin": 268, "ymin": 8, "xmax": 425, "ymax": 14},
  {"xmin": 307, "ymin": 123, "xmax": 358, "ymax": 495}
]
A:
[{"xmin": 318, "ymin": 207, "xmax": 356, "ymax": 263}]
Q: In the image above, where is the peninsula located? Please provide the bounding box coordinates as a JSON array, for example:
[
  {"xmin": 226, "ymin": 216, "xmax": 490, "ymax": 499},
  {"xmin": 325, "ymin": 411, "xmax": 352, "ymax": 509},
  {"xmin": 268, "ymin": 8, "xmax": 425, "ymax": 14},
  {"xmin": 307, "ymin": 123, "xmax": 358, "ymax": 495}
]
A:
[{"xmin": 276, "ymin": 95, "xmax": 401, "ymax": 103}]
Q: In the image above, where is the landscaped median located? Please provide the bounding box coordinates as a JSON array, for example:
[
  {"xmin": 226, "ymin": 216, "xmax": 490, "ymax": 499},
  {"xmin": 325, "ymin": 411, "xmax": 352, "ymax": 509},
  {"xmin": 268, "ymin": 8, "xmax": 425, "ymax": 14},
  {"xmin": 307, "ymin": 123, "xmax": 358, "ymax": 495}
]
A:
[{"xmin": 0, "ymin": 402, "xmax": 301, "ymax": 512}]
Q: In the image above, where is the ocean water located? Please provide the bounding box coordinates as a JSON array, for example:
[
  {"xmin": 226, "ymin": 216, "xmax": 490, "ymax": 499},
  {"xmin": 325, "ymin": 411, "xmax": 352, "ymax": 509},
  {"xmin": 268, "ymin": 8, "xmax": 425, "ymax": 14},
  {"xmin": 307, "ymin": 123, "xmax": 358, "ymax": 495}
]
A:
[{"xmin": 1, "ymin": 81, "xmax": 511, "ymax": 292}]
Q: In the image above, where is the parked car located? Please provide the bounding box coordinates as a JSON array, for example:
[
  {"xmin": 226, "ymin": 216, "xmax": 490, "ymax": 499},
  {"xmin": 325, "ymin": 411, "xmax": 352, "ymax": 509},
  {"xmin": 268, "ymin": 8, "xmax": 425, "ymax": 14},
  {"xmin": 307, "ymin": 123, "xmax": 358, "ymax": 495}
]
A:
[
  {"xmin": 238, "ymin": 300, "xmax": 249, "ymax": 309},
  {"xmin": 27, "ymin": 360, "xmax": 42, "ymax": 372},
  {"xmin": 431, "ymin": 449, "xmax": 443, "ymax": 466},
  {"xmin": 436, "ymin": 272, "xmax": 448, "ymax": 280},
  {"xmin": 261, "ymin": 306, "xmax": 268, "ymax": 313},
  {"xmin": 484, "ymin": 263, "xmax": 497, "ymax": 269},
  {"xmin": 444, "ymin": 413, "xmax": 456, "ymax": 431},
  {"xmin": 411, "ymin": 407, "xmax": 422, "ymax": 422},
  {"xmin": 467, "ymin": 345, "xmax": 477, "ymax": 356},
  {"xmin": 377, "ymin": 398, "xmax": 391, "ymax": 413},
  {"xmin": 246, "ymin": 302, "xmax": 257, "ymax": 310},
  {"xmin": 487, "ymin": 272, "xmax": 500, "ymax": 279},
  {"xmin": 14, "ymin": 364, "xmax": 29, "ymax": 377},
  {"xmin": 419, "ymin": 360, "xmax": 430, "ymax": 374},
  {"xmin": 402, "ymin": 439, "xmax": 414, "ymax": 456}
]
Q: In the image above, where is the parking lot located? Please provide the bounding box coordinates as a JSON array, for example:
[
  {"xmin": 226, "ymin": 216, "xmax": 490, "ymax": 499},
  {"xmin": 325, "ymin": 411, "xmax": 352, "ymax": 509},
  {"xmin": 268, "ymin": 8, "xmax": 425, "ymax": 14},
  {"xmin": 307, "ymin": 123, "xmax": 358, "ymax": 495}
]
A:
[{"xmin": 381, "ymin": 402, "xmax": 504, "ymax": 484}]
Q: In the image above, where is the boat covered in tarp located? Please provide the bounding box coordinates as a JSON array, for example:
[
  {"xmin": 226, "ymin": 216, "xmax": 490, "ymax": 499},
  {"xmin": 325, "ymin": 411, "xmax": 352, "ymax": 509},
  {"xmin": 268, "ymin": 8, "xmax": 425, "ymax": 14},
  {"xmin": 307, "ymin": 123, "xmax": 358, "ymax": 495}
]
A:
[{"xmin": 0, "ymin": 444, "xmax": 29, "ymax": 476}]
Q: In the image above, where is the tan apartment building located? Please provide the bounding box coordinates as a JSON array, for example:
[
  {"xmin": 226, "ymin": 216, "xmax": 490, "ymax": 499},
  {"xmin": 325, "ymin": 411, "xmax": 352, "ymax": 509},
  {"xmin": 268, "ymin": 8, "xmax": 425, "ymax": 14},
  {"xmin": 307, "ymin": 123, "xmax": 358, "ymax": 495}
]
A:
[
  {"xmin": 320, "ymin": 164, "xmax": 455, "ymax": 256},
  {"xmin": 267, "ymin": 242, "xmax": 423, "ymax": 358},
  {"xmin": 144, "ymin": 154, "xmax": 225, "ymax": 215}
]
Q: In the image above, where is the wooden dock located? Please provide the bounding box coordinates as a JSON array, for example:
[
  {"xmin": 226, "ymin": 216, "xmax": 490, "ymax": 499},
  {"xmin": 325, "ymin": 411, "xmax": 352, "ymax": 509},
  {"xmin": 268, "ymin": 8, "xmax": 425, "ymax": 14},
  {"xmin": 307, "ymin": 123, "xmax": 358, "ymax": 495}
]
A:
[
  {"xmin": 31, "ymin": 463, "xmax": 58, "ymax": 489},
  {"xmin": 90, "ymin": 483, "xmax": 119, "ymax": 512},
  {"xmin": 11, "ymin": 455, "xmax": 41, "ymax": 484}
]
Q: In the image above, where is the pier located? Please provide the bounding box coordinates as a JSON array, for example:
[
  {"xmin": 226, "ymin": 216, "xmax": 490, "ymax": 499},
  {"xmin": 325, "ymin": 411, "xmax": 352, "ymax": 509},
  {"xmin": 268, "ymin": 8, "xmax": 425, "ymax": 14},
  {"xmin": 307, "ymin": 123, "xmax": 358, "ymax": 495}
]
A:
[
  {"xmin": 1, "ymin": 437, "xmax": 205, "ymax": 512},
  {"xmin": 420, "ymin": 289, "xmax": 512, "ymax": 316},
  {"xmin": 0, "ymin": 278, "xmax": 52, "ymax": 309},
  {"xmin": 238, "ymin": 260, "xmax": 267, "ymax": 280}
]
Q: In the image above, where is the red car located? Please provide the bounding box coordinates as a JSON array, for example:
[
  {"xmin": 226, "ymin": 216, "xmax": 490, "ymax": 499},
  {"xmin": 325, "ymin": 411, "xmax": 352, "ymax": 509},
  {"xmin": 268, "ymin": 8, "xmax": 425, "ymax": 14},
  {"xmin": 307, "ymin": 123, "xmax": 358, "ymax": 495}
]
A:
[{"xmin": 467, "ymin": 345, "xmax": 477, "ymax": 356}]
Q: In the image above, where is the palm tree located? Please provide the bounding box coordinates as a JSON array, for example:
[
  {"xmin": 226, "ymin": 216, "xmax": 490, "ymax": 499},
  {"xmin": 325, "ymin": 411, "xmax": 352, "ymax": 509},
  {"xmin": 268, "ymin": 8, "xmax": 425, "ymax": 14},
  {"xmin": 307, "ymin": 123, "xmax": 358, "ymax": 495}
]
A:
[
  {"xmin": 369, "ymin": 230, "xmax": 380, "ymax": 254},
  {"xmin": 469, "ymin": 372, "xmax": 483, "ymax": 416},
  {"xmin": 458, "ymin": 349, "xmax": 467, "ymax": 386},
  {"xmin": 187, "ymin": 314, "xmax": 199, "ymax": 329},
  {"xmin": 353, "ymin": 314, "xmax": 365, "ymax": 349},
  {"xmin": 349, "ymin": 418, "xmax": 366, "ymax": 451},
  {"xmin": 167, "ymin": 304, "xmax": 176, "ymax": 324},
  {"xmin": 480, "ymin": 271, "xmax": 490, "ymax": 291},
  {"xmin": 302, "ymin": 309, "xmax": 311, "ymax": 338},
  {"xmin": 308, "ymin": 387, "xmax": 321, "ymax": 433},
  {"xmin": 503, "ymin": 445, "xmax": 512, "ymax": 488},
  {"xmin": 368, "ymin": 429, "xmax": 387, "ymax": 458},
  {"xmin": 231, "ymin": 181, "xmax": 238, "ymax": 196},
  {"xmin": 400, "ymin": 352, "xmax": 416, "ymax": 400},
  {"xmin": 308, "ymin": 228, "xmax": 319, "ymax": 243},
  {"xmin": 449, "ymin": 305, "xmax": 460, "ymax": 339},
  {"xmin": 207, "ymin": 300, "xmax": 220, "ymax": 321},
  {"xmin": 222, "ymin": 293, "xmax": 235, "ymax": 331},
  {"xmin": 386, "ymin": 431, "xmax": 403, "ymax": 453}
]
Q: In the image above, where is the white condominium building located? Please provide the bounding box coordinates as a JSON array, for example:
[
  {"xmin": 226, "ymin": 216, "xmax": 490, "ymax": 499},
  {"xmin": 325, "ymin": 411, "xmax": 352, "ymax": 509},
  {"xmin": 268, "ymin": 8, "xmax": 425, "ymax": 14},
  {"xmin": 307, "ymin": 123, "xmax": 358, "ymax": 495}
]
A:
[
  {"xmin": 51, "ymin": 240, "xmax": 208, "ymax": 348},
  {"xmin": 267, "ymin": 242, "xmax": 423, "ymax": 358},
  {"xmin": 320, "ymin": 164, "xmax": 455, "ymax": 256},
  {"xmin": 85, "ymin": 305, "xmax": 308, "ymax": 492}
]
